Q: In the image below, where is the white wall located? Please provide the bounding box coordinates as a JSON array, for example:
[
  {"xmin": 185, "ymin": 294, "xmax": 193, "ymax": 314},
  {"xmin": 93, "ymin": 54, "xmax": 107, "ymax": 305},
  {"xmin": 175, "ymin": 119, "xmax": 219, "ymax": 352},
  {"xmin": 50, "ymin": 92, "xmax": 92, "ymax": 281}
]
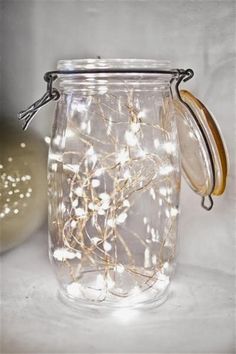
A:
[{"xmin": 2, "ymin": 0, "xmax": 236, "ymax": 274}]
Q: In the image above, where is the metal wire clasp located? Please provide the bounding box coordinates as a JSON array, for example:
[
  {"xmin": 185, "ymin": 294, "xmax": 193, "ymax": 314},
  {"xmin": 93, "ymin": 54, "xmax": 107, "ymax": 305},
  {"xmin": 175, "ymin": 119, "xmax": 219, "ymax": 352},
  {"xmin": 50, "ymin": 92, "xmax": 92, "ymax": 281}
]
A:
[
  {"xmin": 18, "ymin": 73, "xmax": 60, "ymax": 130},
  {"xmin": 18, "ymin": 68, "xmax": 191, "ymax": 131}
]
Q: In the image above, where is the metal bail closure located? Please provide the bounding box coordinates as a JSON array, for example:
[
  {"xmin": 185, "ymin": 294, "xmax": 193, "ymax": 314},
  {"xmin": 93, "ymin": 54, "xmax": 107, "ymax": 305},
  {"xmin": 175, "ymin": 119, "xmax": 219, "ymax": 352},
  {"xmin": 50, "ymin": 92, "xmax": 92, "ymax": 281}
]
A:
[
  {"xmin": 18, "ymin": 73, "xmax": 60, "ymax": 130},
  {"xmin": 18, "ymin": 67, "xmax": 191, "ymax": 130}
]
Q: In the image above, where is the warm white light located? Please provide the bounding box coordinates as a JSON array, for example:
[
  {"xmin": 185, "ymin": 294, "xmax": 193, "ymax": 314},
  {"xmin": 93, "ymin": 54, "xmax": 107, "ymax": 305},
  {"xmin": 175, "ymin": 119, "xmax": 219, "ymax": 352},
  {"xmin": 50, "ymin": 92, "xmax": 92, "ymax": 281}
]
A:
[
  {"xmin": 115, "ymin": 264, "xmax": 125, "ymax": 273},
  {"xmin": 149, "ymin": 188, "xmax": 156, "ymax": 200},
  {"xmin": 107, "ymin": 218, "xmax": 116, "ymax": 228},
  {"xmin": 170, "ymin": 207, "xmax": 179, "ymax": 216},
  {"xmin": 65, "ymin": 129, "xmax": 75, "ymax": 138},
  {"xmin": 100, "ymin": 200, "xmax": 110, "ymax": 210},
  {"xmin": 116, "ymin": 212, "xmax": 128, "ymax": 225},
  {"xmin": 81, "ymin": 122, "xmax": 87, "ymax": 130},
  {"xmin": 137, "ymin": 110, "xmax": 146, "ymax": 119},
  {"xmin": 189, "ymin": 131, "xmax": 195, "ymax": 138},
  {"xmin": 159, "ymin": 165, "xmax": 174, "ymax": 176},
  {"xmin": 87, "ymin": 120, "xmax": 91, "ymax": 134},
  {"xmin": 116, "ymin": 149, "xmax": 129, "ymax": 165},
  {"xmin": 67, "ymin": 282, "xmax": 81, "ymax": 297},
  {"xmin": 165, "ymin": 209, "xmax": 170, "ymax": 217},
  {"xmin": 4, "ymin": 207, "xmax": 10, "ymax": 214},
  {"xmin": 125, "ymin": 130, "xmax": 138, "ymax": 147},
  {"xmin": 53, "ymin": 248, "xmax": 81, "ymax": 261},
  {"xmin": 151, "ymin": 228, "xmax": 159, "ymax": 242},
  {"xmin": 107, "ymin": 275, "xmax": 115, "ymax": 289},
  {"xmin": 72, "ymin": 199, "xmax": 79, "ymax": 208},
  {"xmin": 163, "ymin": 142, "xmax": 175, "ymax": 154},
  {"xmin": 86, "ymin": 147, "xmax": 98, "ymax": 167},
  {"xmin": 106, "ymin": 116, "xmax": 112, "ymax": 135},
  {"xmin": 91, "ymin": 237, "xmax": 101, "ymax": 245},
  {"xmin": 97, "ymin": 208, "xmax": 106, "ymax": 215},
  {"xmin": 123, "ymin": 199, "xmax": 130, "ymax": 208},
  {"xmin": 98, "ymin": 86, "xmax": 108, "ymax": 95},
  {"xmin": 154, "ymin": 138, "xmax": 160, "ymax": 149},
  {"xmin": 96, "ymin": 274, "xmax": 106, "ymax": 288},
  {"xmin": 144, "ymin": 247, "xmax": 151, "ymax": 268},
  {"xmin": 64, "ymin": 164, "xmax": 80, "ymax": 173},
  {"xmin": 154, "ymin": 273, "xmax": 170, "ymax": 290},
  {"xmin": 70, "ymin": 220, "xmax": 77, "ymax": 228},
  {"xmin": 74, "ymin": 101, "xmax": 87, "ymax": 112},
  {"xmin": 123, "ymin": 169, "xmax": 131, "ymax": 180},
  {"xmin": 130, "ymin": 122, "xmax": 140, "ymax": 133},
  {"xmin": 152, "ymin": 255, "xmax": 157, "ymax": 265},
  {"xmin": 74, "ymin": 208, "xmax": 86, "ymax": 217},
  {"xmin": 86, "ymin": 146, "xmax": 94, "ymax": 156},
  {"xmin": 99, "ymin": 193, "xmax": 110, "ymax": 201},
  {"xmin": 103, "ymin": 241, "xmax": 112, "ymax": 252},
  {"xmin": 44, "ymin": 136, "xmax": 51, "ymax": 144},
  {"xmin": 137, "ymin": 147, "xmax": 146, "ymax": 158},
  {"xmin": 94, "ymin": 168, "xmax": 104, "ymax": 177},
  {"xmin": 88, "ymin": 202, "xmax": 98, "ymax": 211},
  {"xmin": 91, "ymin": 179, "xmax": 100, "ymax": 188},
  {"xmin": 159, "ymin": 187, "xmax": 167, "ymax": 196},
  {"xmin": 74, "ymin": 186, "xmax": 83, "ymax": 197},
  {"xmin": 53, "ymin": 135, "xmax": 61, "ymax": 146}
]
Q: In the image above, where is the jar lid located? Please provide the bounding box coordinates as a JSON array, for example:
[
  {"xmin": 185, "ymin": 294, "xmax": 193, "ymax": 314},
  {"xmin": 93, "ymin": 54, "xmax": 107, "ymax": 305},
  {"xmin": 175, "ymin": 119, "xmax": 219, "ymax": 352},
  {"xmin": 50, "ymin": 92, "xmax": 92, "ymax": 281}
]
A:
[{"xmin": 174, "ymin": 90, "xmax": 228, "ymax": 198}]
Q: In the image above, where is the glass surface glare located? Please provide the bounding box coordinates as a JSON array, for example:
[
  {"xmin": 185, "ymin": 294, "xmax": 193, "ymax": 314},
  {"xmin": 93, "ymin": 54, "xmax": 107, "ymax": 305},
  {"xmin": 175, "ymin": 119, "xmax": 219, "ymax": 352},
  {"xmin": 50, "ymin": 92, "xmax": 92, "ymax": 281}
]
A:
[{"xmin": 48, "ymin": 59, "xmax": 181, "ymax": 308}]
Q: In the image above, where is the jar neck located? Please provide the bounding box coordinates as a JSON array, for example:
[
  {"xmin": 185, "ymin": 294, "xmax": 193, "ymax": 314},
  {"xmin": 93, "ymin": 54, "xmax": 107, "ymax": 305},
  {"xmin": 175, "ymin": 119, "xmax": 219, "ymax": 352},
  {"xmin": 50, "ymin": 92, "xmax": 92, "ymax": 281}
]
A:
[
  {"xmin": 57, "ymin": 58, "xmax": 172, "ymax": 72},
  {"xmin": 56, "ymin": 59, "xmax": 176, "ymax": 93},
  {"xmin": 58, "ymin": 75, "xmax": 174, "ymax": 94},
  {"xmin": 18, "ymin": 60, "xmax": 194, "ymax": 130}
]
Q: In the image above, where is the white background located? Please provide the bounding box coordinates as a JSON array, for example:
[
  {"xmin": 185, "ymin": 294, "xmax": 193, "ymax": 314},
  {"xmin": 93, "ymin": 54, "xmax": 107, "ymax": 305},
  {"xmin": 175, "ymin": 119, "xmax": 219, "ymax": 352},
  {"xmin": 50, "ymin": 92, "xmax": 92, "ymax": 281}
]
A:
[{"xmin": 1, "ymin": 1, "xmax": 236, "ymax": 353}]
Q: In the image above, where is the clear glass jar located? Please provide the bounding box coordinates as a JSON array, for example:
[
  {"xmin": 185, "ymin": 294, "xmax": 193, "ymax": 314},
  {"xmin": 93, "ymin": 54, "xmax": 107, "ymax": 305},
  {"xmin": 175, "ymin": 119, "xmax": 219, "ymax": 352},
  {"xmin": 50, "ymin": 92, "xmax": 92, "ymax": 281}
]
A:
[{"xmin": 48, "ymin": 59, "xmax": 181, "ymax": 308}]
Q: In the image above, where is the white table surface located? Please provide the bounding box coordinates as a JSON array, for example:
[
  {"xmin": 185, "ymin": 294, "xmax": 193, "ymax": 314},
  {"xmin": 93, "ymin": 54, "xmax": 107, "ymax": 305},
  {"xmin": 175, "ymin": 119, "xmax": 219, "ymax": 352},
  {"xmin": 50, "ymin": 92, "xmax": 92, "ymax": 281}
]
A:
[{"xmin": 1, "ymin": 228, "xmax": 235, "ymax": 354}]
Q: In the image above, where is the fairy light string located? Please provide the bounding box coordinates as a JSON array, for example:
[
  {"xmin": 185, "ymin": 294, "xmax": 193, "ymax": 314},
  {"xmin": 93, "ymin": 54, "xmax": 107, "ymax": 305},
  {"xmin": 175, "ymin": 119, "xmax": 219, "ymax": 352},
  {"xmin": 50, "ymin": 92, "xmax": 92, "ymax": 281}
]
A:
[{"xmin": 50, "ymin": 89, "xmax": 179, "ymax": 301}]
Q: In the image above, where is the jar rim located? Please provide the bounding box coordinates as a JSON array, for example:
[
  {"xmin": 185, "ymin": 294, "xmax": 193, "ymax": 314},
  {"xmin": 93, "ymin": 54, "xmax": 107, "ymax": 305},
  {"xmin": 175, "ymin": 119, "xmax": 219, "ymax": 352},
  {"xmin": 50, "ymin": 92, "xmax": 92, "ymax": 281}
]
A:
[{"xmin": 57, "ymin": 58, "xmax": 171, "ymax": 72}]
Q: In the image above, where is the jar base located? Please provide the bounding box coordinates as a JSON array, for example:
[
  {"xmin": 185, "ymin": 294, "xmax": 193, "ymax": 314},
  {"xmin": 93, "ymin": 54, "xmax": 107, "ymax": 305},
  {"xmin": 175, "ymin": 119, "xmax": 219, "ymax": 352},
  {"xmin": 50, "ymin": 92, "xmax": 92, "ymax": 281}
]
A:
[{"xmin": 57, "ymin": 276, "xmax": 170, "ymax": 312}]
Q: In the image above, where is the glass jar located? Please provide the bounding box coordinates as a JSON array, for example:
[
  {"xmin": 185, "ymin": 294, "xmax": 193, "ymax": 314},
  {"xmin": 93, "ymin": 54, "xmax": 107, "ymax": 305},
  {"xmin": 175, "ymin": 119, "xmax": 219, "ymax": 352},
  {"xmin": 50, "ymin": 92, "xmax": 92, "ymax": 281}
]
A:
[
  {"xmin": 48, "ymin": 59, "xmax": 181, "ymax": 308},
  {"xmin": 18, "ymin": 58, "xmax": 228, "ymax": 309}
]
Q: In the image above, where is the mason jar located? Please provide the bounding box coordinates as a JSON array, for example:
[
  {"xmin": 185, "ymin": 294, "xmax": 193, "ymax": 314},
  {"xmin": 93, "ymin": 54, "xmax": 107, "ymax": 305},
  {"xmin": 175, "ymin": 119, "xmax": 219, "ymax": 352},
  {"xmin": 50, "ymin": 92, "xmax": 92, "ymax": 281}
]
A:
[
  {"xmin": 46, "ymin": 59, "xmax": 182, "ymax": 308},
  {"xmin": 18, "ymin": 59, "xmax": 228, "ymax": 309}
]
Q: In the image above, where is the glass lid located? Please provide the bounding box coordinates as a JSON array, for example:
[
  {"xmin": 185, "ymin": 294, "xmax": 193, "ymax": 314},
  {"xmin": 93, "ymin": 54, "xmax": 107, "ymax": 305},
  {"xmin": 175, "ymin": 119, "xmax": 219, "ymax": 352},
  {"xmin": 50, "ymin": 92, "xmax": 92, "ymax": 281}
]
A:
[{"xmin": 174, "ymin": 90, "xmax": 228, "ymax": 198}]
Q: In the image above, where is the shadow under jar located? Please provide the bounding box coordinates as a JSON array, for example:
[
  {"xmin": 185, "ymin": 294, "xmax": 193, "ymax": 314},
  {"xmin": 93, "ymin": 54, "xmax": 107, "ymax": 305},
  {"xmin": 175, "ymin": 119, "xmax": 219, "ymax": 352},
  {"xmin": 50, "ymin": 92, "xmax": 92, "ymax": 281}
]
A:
[{"xmin": 48, "ymin": 59, "xmax": 181, "ymax": 308}]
